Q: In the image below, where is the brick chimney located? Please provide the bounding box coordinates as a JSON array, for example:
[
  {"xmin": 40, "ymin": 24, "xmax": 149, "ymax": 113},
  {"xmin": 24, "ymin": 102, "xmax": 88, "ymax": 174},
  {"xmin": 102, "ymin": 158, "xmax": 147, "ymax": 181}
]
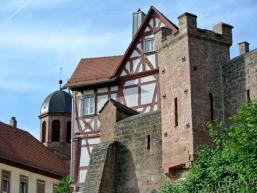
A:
[
  {"xmin": 10, "ymin": 117, "xmax": 17, "ymax": 128},
  {"xmin": 238, "ymin": 41, "xmax": 250, "ymax": 55}
]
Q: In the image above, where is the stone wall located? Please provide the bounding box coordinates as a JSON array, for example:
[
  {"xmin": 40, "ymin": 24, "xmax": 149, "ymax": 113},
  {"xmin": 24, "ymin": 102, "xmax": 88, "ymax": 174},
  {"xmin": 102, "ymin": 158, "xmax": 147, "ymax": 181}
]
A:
[
  {"xmin": 223, "ymin": 49, "xmax": 257, "ymax": 119},
  {"xmin": 115, "ymin": 111, "xmax": 164, "ymax": 193},
  {"xmin": 155, "ymin": 12, "xmax": 232, "ymax": 175},
  {"xmin": 84, "ymin": 111, "xmax": 165, "ymax": 193},
  {"xmin": 84, "ymin": 142, "xmax": 116, "ymax": 193}
]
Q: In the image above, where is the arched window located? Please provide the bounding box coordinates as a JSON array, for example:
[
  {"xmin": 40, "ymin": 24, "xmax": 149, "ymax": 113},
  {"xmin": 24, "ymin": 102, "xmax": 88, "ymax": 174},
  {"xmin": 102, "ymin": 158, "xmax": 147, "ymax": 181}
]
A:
[
  {"xmin": 42, "ymin": 121, "xmax": 46, "ymax": 143},
  {"xmin": 52, "ymin": 120, "xmax": 60, "ymax": 142},
  {"xmin": 66, "ymin": 121, "xmax": 71, "ymax": 143}
]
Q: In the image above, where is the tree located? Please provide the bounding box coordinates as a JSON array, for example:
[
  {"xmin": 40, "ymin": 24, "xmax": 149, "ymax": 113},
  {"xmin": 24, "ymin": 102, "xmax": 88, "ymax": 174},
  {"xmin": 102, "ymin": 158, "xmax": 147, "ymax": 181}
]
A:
[
  {"xmin": 160, "ymin": 102, "xmax": 257, "ymax": 192},
  {"xmin": 54, "ymin": 175, "xmax": 70, "ymax": 193}
]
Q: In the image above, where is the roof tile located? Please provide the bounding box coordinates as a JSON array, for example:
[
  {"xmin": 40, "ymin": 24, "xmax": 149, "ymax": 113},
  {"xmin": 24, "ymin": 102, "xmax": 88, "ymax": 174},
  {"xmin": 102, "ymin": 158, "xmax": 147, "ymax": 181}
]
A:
[
  {"xmin": 65, "ymin": 55, "xmax": 123, "ymax": 87},
  {"xmin": 0, "ymin": 122, "xmax": 69, "ymax": 178}
]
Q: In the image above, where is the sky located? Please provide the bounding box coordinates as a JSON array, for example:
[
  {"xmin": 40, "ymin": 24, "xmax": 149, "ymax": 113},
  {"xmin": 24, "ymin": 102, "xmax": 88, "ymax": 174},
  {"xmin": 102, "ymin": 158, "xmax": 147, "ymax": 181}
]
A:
[{"xmin": 0, "ymin": 0, "xmax": 257, "ymax": 138}]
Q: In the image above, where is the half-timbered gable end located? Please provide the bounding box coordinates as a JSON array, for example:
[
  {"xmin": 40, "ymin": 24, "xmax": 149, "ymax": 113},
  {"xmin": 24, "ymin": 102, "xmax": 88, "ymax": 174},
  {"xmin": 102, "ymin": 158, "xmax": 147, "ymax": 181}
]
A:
[{"xmin": 65, "ymin": 6, "xmax": 178, "ymax": 189}]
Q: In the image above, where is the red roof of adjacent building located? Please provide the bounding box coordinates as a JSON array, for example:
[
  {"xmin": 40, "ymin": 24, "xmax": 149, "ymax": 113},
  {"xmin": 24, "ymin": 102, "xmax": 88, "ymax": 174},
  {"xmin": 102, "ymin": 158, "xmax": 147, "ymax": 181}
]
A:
[
  {"xmin": 65, "ymin": 55, "xmax": 123, "ymax": 88},
  {"xmin": 0, "ymin": 122, "xmax": 69, "ymax": 179}
]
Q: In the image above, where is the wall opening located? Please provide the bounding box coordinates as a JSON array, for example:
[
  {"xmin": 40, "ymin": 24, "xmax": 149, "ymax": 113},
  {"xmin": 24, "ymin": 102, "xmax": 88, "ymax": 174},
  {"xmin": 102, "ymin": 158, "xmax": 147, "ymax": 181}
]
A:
[
  {"xmin": 52, "ymin": 120, "xmax": 60, "ymax": 142},
  {"xmin": 66, "ymin": 121, "xmax": 71, "ymax": 143},
  {"xmin": 174, "ymin": 98, "xmax": 178, "ymax": 127},
  {"xmin": 209, "ymin": 93, "xmax": 214, "ymax": 121},
  {"xmin": 147, "ymin": 135, "xmax": 151, "ymax": 150},
  {"xmin": 247, "ymin": 89, "xmax": 251, "ymax": 102},
  {"xmin": 42, "ymin": 121, "xmax": 46, "ymax": 143}
]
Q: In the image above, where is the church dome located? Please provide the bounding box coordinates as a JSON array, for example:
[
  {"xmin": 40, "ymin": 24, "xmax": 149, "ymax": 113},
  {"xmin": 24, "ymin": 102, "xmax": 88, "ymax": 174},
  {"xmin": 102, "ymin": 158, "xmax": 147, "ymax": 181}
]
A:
[{"xmin": 40, "ymin": 90, "xmax": 72, "ymax": 116}]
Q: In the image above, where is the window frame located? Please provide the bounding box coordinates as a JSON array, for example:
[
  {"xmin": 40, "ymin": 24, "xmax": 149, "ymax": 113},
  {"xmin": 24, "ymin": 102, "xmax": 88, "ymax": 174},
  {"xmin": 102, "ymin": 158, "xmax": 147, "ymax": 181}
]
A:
[
  {"xmin": 20, "ymin": 175, "xmax": 28, "ymax": 193},
  {"xmin": 1, "ymin": 170, "xmax": 11, "ymax": 193},
  {"xmin": 37, "ymin": 179, "xmax": 45, "ymax": 193},
  {"xmin": 82, "ymin": 94, "xmax": 95, "ymax": 116},
  {"xmin": 144, "ymin": 37, "xmax": 155, "ymax": 53},
  {"xmin": 53, "ymin": 184, "xmax": 58, "ymax": 192}
]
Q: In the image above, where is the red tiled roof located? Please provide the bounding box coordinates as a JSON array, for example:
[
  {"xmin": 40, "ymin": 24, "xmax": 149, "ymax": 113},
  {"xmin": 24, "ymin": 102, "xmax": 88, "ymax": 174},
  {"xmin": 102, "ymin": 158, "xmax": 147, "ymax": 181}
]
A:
[
  {"xmin": 65, "ymin": 6, "xmax": 178, "ymax": 89},
  {"xmin": 0, "ymin": 122, "xmax": 69, "ymax": 179},
  {"xmin": 65, "ymin": 55, "xmax": 123, "ymax": 88}
]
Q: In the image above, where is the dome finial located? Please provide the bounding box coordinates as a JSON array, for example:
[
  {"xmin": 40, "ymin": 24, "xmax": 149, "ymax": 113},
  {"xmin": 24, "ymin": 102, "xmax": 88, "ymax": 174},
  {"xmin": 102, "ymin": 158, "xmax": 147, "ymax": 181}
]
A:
[{"xmin": 59, "ymin": 67, "xmax": 63, "ymax": 90}]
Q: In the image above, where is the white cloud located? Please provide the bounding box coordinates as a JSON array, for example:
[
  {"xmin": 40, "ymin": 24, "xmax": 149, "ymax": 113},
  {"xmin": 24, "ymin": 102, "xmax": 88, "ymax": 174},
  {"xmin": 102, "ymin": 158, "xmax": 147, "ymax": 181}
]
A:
[{"xmin": 0, "ymin": 28, "xmax": 129, "ymax": 54}]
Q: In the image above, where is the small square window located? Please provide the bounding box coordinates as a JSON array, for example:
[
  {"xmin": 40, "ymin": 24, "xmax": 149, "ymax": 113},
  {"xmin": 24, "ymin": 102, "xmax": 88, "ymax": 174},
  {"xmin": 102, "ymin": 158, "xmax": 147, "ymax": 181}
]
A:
[
  {"xmin": 144, "ymin": 38, "xmax": 154, "ymax": 53},
  {"xmin": 82, "ymin": 94, "xmax": 95, "ymax": 115}
]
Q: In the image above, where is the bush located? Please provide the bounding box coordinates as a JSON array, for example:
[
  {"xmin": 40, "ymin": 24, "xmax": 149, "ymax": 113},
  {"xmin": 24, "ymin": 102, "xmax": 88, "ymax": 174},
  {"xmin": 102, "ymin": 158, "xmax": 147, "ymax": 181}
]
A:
[
  {"xmin": 54, "ymin": 175, "xmax": 70, "ymax": 193},
  {"xmin": 160, "ymin": 102, "xmax": 257, "ymax": 192}
]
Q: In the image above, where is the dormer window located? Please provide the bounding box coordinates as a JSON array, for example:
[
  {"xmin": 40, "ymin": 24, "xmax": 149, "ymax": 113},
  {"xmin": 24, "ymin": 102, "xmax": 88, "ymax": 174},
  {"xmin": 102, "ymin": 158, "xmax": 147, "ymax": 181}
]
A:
[
  {"xmin": 144, "ymin": 37, "xmax": 154, "ymax": 53},
  {"xmin": 83, "ymin": 94, "xmax": 95, "ymax": 115}
]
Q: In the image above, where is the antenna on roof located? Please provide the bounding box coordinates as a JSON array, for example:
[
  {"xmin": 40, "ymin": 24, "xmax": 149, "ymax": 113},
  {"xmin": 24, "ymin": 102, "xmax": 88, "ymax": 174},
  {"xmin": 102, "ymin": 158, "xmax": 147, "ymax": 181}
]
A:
[{"xmin": 59, "ymin": 67, "xmax": 63, "ymax": 90}]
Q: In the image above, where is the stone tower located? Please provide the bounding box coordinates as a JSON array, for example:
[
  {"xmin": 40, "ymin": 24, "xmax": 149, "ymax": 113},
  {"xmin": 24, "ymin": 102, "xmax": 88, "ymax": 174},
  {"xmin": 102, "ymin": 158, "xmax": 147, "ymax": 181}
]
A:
[
  {"xmin": 155, "ymin": 13, "xmax": 233, "ymax": 177},
  {"xmin": 39, "ymin": 88, "xmax": 72, "ymax": 163}
]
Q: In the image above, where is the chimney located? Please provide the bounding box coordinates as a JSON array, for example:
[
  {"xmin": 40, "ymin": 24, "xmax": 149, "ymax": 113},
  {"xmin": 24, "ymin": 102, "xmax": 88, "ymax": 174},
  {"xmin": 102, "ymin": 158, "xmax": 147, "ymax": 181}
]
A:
[
  {"xmin": 132, "ymin": 8, "xmax": 145, "ymax": 37},
  {"xmin": 10, "ymin": 117, "xmax": 17, "ymax": 128},
  {"xmin": 238, "ymin": 41, "xmax": 250, "ymax": 55}
]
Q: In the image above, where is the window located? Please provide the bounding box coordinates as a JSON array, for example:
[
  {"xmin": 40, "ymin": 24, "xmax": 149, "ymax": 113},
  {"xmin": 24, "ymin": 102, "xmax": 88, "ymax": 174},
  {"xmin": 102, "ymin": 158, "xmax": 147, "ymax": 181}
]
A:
[
  {"xmin": 144, "ymin": 38, "xmax": 154, "ymax": 53},
  {"xmin": 83, "ymin": 95, "xmax": 95, "ymax": 115},
  {"xmin": 37, "ymin": 180, "xmax": 45, "ymax": 193},
  {"xmin": 247, "ymin": 89, "xmax": 250, "ymax": 102},
  {"xmin": 174, "ymin": 98, "xmax": 178, "ymax": 127},
  {"xmin": 42, "ymin": 121, "xmax": 46, "ymax": 143},
  {"xmin": 66, "ymin": 121, "xmax": 71, "ymax": 143},
  {"xmin": 53, "ymin": 184, "xmax": 58, "ymax": 192},
  {"xmin": 209, "ymin": 93, "xmax": 214, "ymax": 121},
  {"xmin": 147, "ymin": 135, "xmax": 151, "ymax": 150},
  {"xmin": 20, "ymin": 175, "xmax": 28, "ymax": 193},
  {"xmin": 52, "ymin": 120, "xmax": 60, "ymax": 142},
  {"xmin": 1, "ymin": 170, "xmax": 10, "ymax": 193}
]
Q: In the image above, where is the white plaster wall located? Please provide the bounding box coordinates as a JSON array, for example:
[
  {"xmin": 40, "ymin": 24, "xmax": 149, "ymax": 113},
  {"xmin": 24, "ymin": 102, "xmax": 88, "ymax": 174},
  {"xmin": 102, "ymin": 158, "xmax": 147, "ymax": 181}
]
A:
[{"xmin": 0, "ymin": 163, "xmax": 60, "ymax": 193}]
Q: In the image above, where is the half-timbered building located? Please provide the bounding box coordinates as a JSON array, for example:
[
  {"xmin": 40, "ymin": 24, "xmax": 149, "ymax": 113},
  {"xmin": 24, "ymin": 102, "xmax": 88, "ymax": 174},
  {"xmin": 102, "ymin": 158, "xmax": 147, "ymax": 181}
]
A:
[
  {"xmin": 65, "ymin": 4, "xmax": 257, "ymax": 193},
  {"xmin": 65, "ymin": 6, "xmax": 178, "ymax": 190}
]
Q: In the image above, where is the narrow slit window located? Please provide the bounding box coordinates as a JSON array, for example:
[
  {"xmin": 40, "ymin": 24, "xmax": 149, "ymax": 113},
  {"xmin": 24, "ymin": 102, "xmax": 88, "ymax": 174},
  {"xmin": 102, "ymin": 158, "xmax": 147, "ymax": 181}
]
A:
[
  {"xmin": 247, "ymin": 89, "xmax": 250, "ymax": 102},
  {"xmin": 174, "ymin": 98, "xmax": 178, "ymax": 127},
  {"xmin": 147, "ymin": 135, "xmax": 151, "ymax": 150},
  {"xmin": 209, "ymin": 93, "xmax": 214, "ymax": 121},
  {"xmin": 66, "ymin": 121, "xmax": 71, "ymax": 143},
  {"xmin": 41, "ymin": 121, "xmax": 46, "ymax": 143}
]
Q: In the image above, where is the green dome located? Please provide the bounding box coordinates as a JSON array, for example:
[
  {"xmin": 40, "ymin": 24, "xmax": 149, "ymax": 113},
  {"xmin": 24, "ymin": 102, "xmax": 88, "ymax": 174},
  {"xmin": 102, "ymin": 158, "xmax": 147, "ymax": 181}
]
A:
[{"xmin": 40, "ymin": 90, "xmax": 72, "ymax": 115}]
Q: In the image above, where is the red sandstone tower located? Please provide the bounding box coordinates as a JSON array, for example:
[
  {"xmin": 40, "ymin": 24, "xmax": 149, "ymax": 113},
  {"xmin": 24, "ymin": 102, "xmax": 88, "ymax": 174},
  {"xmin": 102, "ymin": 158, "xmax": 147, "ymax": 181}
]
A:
[{"xmin": 156, "ymin": 13, "xmax": 233, "ymax": 177}]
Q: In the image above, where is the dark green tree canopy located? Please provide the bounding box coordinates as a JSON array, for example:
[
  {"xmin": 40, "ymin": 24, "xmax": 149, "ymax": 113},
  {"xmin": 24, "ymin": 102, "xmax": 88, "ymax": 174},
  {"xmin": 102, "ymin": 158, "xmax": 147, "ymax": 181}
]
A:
[{"xmin": 161, "ymin": 102, "xmax": 257, "ymax": 192}]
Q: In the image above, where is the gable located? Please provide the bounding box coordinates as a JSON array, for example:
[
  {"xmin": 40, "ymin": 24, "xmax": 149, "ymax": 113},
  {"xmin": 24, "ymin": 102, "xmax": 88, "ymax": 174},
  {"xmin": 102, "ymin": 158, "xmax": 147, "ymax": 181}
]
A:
[{"xmin": 113, "ymin": 6, "xmax": 178, "ymax": 78}]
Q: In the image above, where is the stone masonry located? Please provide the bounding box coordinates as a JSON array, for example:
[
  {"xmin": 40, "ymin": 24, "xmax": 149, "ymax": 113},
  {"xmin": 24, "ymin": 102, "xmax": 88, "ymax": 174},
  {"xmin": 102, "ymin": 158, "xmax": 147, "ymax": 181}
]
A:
[
  {"xmin": 84, "ymin": 100, "xmax": 166, "ymax": 193},
  {"xmin": 155, "ymin": 12, "xmax": 232, "ymax": 175},
  {"xmin": 223, "ymin": 47, "xmax": 257, "ymax": 119}
]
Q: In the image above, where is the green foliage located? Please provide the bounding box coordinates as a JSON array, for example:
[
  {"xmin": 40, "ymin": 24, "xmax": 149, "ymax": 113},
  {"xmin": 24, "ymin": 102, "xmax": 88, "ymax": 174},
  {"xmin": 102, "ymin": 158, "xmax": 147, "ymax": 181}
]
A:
[
  {"xmin": 160, "ymin": 102, "xmax": 257, "ymax": 193},
  {"xmin": 54, "ymin": 175, "xmax": 70, "ymax": 193}
]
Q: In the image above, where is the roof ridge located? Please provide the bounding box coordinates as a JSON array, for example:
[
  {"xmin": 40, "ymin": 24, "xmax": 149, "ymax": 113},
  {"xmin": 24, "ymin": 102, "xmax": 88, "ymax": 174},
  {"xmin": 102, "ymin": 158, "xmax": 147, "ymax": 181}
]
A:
[
  {"xmin": 0, "ymin": 121, "xmax": 29, "ymax": 135},
  {"xmin": 81, "ymin": 55, "xmax": 123, "ymax": 60}
]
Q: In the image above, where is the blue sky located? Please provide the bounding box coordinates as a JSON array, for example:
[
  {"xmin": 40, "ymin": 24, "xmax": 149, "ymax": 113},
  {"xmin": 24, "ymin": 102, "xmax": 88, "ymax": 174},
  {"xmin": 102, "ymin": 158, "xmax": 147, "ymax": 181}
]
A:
[{"xmin": 0, "ymin": 0, "xmax": 257, "ymax": 138}]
